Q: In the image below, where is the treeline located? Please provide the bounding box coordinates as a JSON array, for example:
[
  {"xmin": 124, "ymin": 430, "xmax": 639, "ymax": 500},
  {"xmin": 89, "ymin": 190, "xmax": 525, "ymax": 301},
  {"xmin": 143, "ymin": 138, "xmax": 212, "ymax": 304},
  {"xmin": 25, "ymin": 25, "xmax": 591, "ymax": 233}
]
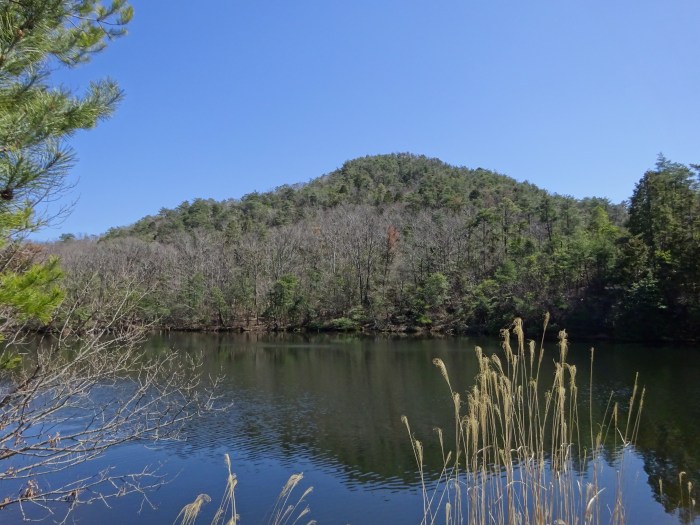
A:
[{"xmin": 51, "ymin": 153, "xmax": 700, "ymax": 340}]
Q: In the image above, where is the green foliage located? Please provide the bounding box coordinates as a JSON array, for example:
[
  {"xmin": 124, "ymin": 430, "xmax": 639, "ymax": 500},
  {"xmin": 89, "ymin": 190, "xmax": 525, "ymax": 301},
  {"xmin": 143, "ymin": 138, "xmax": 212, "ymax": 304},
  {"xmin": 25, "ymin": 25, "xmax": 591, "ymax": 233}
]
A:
[
  {"xmin": 0, "ymin": 1, "xmax": 131, "ymax": 348},
  {"xmin": 616, "ymin": 156, "xmax": 700, "ymax": 339},
  {"xmin": 422, "ymin": 272, "xmax": 448, "ymax": 309},
  {"xmin": 0, "ymin": 351, "xmax": 21, "ymax": 369},
  {"xmin": 0, "ymin": 255, "xmax": 63, "ymax": 323},
  {"xmin": 614, "ymin": 275, "xmax": 666, "ymax": 340},
  {"xmin": 0, "ymin": 1, "xmax": 130, "ymax": 219},
  {"xmin": 266, "ymin": 274, "xmax": 302, "ymax": 327},
  {"xmin": 327, "ymin": 317, "xmax": 361, "ymax": 332},
  {"xmin": 415, "ymin": 313, "xmax": 432, "ymax": 326}
]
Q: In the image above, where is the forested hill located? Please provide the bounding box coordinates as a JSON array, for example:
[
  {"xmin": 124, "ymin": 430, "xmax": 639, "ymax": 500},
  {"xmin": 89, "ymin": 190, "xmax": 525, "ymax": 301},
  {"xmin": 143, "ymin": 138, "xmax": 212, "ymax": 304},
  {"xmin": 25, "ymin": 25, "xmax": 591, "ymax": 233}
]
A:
[
  {"xmin": 54, "ymin": 154, "xmax": 699, "ymax": 341},
  {"xmin": 104, "ymin": 153, "xmax": 626, "ymax": 242}
]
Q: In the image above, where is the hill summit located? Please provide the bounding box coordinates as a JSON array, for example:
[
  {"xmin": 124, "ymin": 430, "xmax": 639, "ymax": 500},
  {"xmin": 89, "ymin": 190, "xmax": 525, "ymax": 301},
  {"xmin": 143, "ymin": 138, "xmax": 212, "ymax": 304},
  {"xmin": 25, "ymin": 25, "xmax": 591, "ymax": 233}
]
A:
[{"xmin": 106, "ymin": 153, "xmax": 624, "ymax": 242}]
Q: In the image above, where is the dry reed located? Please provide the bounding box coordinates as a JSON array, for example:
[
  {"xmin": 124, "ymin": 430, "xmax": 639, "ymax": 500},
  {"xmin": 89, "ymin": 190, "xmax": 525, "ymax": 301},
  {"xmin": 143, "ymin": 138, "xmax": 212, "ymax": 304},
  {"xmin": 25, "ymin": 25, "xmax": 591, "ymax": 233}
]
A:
[
  {"xmin": 404, "ymin": 317, "xmax": 645, "ymax": 525},
  {"xmin": 174, "ymin": 453, "xmax": 315, "ymax": 525}
]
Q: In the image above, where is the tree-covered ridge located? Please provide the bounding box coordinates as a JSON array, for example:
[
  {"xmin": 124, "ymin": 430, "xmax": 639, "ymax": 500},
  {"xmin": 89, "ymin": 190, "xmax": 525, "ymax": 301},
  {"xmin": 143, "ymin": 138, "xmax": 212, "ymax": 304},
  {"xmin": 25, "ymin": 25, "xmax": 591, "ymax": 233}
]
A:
[
  {"xmin": 105, "ymin": 153, "xmax": 627, "ymax": 242},
  {"xmin": 59, "ymin": 153, "xmax": 699, "ymax": 341}
]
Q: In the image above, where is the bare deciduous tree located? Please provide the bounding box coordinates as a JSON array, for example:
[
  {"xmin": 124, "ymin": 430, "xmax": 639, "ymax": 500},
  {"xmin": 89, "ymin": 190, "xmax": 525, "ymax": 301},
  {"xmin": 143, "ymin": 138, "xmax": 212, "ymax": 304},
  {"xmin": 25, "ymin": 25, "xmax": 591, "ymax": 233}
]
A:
[{"xmin": 0, "ymin": 248, "xmax": 213, "ymax": 522}]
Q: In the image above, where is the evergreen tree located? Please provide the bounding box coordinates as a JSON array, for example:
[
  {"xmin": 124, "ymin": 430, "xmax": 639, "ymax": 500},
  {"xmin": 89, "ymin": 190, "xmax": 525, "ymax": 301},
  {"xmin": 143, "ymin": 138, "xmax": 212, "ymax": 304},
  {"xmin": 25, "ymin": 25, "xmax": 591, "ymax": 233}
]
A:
[
  {"xmin": 620, "ymin": 156, "xmax": 700, "ymax": 338},
  {"xmin": 0, "ymin": 0, "xmax": 131, "ymax": 340}
]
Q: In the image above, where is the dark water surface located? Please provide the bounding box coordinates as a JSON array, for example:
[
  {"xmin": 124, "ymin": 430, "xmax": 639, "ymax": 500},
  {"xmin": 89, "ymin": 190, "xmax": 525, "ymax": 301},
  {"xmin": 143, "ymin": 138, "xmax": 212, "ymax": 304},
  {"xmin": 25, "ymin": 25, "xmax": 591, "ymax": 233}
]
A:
[{"xmin": 5, "ymin": 333, "xmax": 699, "ymax": 524}]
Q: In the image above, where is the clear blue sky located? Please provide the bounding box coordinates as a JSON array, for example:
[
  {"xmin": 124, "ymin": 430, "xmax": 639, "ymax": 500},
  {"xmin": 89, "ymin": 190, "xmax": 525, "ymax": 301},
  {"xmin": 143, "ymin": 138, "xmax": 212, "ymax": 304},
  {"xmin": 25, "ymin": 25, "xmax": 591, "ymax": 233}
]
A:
[{"xmin": 38, "ymin": 0, "xmax": 700, "ymax": 239}]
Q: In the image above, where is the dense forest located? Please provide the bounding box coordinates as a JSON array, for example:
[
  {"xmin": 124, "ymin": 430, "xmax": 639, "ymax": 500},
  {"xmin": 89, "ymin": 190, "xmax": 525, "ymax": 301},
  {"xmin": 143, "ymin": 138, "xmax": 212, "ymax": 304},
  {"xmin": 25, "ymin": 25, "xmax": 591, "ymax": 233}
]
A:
[{"xmin": 50, "ymin": 153, "xmax": 700, "ymax": 341}]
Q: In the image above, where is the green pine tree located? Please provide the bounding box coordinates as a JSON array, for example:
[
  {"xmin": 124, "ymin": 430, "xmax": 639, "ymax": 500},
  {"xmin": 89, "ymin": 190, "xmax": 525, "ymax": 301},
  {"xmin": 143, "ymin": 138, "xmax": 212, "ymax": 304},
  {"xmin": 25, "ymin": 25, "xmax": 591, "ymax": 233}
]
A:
[
  {"xmin": 0, "ymin": 0, "xmax": 132, "ymax": 349},
  {"xmin": 620, "ymin": 156, "xmax": 700, "ymax": 339}
]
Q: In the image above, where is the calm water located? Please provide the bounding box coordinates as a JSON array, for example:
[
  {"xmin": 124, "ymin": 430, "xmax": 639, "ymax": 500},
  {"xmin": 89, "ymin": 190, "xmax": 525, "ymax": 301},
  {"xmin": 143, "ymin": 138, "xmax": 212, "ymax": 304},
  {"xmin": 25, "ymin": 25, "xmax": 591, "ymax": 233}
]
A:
[{"xmin": 4, "ymin": 333, "xmax": 699, "ymax": 524}]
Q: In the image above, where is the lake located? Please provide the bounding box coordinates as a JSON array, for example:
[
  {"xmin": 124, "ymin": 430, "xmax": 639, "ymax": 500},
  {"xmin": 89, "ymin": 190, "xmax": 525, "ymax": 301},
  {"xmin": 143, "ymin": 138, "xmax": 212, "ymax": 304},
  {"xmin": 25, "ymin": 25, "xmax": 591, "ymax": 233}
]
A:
[{"xmin": 3, "ymin": 332, "xmax": 699, "ymax": 524}]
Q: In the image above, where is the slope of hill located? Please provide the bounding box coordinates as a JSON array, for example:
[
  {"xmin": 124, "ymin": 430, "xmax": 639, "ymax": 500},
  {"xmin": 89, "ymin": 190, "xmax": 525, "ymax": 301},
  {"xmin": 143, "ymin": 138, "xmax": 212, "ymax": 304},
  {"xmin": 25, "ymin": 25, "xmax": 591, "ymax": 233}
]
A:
[{"xmin": 53, "ymin": 153, "xmax": 698, "ymax": 341}]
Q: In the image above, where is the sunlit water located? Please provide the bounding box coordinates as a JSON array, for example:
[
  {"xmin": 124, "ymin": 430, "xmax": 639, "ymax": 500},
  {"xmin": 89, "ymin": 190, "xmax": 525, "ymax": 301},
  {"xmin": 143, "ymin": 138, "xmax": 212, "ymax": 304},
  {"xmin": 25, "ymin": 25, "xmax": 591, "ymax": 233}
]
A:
[{"xmin": 3, "ymin": 333, "xmax": 698, "ymax": 524}]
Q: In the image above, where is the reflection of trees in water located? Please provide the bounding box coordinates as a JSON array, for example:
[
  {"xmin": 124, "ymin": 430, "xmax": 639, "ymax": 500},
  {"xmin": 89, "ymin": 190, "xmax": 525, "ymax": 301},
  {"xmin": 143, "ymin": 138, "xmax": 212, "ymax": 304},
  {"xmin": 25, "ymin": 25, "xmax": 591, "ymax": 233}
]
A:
[
  {"xmin": 635, "ymin": 383, "xmax": 699, "ymax": 522},
  {"xmin": 642, "ymin": 451, "xmax": 697, "ymax": 524},
  {"xmin": 565, "ymin": 343, "xmax": 700, "ymax": 522},
  {"xmin": 147, "ymin": 332, "xmax": 473, "ymax": 487},
  {"xmin": 146, "ymin": 333, "xmax": 699, "ymax": 520}
]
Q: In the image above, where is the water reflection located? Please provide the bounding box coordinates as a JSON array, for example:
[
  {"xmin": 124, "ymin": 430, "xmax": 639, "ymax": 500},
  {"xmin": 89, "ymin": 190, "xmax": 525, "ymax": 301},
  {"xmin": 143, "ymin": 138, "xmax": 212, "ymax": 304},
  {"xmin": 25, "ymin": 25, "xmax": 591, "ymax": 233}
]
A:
[
  {"xmin": 6, "ymin": 332, "xmax": 695, "ymax": 524},
  {"xmin": 150, "ymin": 333, "xmax": 470, "ymax": 489},
  {"xmin": 141, "ymin": 332, "xmax": 698, "ymax": 524}
]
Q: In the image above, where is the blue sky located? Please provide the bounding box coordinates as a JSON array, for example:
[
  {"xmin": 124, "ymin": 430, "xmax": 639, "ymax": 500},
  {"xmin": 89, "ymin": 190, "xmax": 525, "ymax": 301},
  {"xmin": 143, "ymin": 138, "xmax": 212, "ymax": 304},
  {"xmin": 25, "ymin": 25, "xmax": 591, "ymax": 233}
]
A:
[{"xmin": 39, "ymin": 0, "xmax": 700, "ymax": 239}]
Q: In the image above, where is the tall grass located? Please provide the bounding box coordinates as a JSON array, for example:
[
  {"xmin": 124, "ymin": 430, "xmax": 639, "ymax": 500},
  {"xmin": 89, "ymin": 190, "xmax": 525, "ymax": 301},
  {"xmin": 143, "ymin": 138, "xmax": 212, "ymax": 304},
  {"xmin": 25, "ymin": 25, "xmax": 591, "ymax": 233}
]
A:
[
  {"xmin": 175, "ymin": 453, "xmax": 315, "ymax": 525},
  {"xmin": 403, "ymin": 317, "xmax": 645, "ymax": 525}
]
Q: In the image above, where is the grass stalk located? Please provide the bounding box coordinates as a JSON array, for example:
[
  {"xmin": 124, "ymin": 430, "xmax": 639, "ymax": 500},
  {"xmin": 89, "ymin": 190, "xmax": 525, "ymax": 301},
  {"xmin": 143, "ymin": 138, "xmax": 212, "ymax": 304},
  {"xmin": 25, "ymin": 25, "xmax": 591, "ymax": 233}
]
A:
[
  {"xmin": 175, "ymin": 455, "xmax": 314, "ymax": 525},
  {"xmin": 404, "ymin": 316, "xmax": 644, "ymax": 525}
]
